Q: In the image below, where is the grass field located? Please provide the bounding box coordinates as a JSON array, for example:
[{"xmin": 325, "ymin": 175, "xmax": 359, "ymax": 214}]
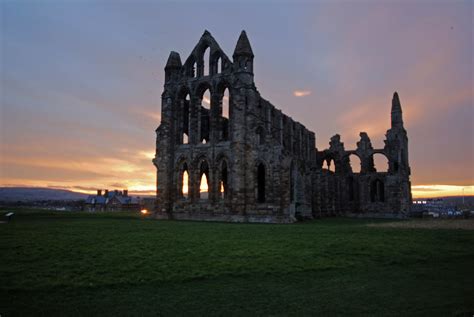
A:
[{"xmin": 1, "ymin": 209, "xmax": 473, "ymax": 316}]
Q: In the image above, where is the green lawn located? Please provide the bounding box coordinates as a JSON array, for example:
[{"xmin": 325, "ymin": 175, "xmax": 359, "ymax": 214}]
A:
[{"xmin": 1, "ymin": 209, "xmax": 473, "ymax": 316}]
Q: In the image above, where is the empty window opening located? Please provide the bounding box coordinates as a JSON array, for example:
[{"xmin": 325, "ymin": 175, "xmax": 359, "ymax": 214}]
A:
[
  {"xmin": 257, "ymin": 163, "xmax": 266, "ymax": 203},
  {"xmin": 202, "ymin": 89, "xmax": 211, "ymax": 109},
  {"xmin": 349, "ymin": 154, "xmax": 361, "ymax": 173},
  {"xmin": 182, "ymin": 94, "xmax": 191, "ymax": 144},
  {"xmin": 329, "ymin": 160, "xmax": 335, "ymax": 172},
  {"xmin": 199, "ymin": 174, "xmax": 209, "ymax": 199},
  {"xmin": 222, "ymin": 88, "xmax": 229, "ymax": 119},
  {"xmin": 373, "ymin": 153, "xmax": 389, "ymax": 172},
  {"xmin": 199, "ymin": 161, "xmax": 209, "ymax": 200},
  {"xmin": 203, "ymin": 47, "xmax": 210, "ymax": 76},
  {"xmin": 200, "ymin": 89, "xmax": 211, "ymax": 143},
  {"xmin": 178, "ymin": 163, "xmax": 189, "ymax": 199},
  {"xmin": 219, "ymin": 181, "xmax": 225, "ymax": 199},
  {"xmin": 217, "ymin": 57, "xmax": 222, "ymax": 74},
  {"xmin": 323, "ymin": 159, "xmax": 335, "ymax": 172},
  {"xmin": 220, "ymin": 88, "xmax": 230, "ymax": 141},
  {"xmin": 182, "ymin": 169, "xmax": 189, "ymax": 199},
  {"xmin": 220, "ymin": 161, "xmax": 228, "ymax": 199}
]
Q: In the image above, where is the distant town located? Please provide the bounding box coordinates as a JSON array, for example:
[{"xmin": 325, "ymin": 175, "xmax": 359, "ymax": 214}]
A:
[
  {"xmin": 411, "ymin": 197, "xmax": 474, "ymax": 219},
  {"xmin": 0, "ymin": 187, "xmax": 473, "ymax": 219},
  {"xmin": 0, "ymin": 187, "xmax": 156, "ymax": 213}
]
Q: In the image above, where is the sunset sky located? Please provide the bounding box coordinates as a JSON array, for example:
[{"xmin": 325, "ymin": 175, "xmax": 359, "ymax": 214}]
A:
[{"xmin": 1, "ymin": 0, "xmax": 472, "ymax": 198}]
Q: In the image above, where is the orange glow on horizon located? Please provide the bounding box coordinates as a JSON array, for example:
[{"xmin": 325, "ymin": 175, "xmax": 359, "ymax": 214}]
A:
[
  {"xmin": 411, "ymin": 185, "xmax": 473, "ymax": 199},
  {"xmin": 1, "ymin": 180, "xmax": 472, "ymax": 200}
]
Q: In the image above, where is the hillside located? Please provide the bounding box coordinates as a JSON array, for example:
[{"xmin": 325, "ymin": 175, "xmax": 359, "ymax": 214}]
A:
[{"xmin": 0, "ymin": 187, "xmax": 88, "ymax": 202}]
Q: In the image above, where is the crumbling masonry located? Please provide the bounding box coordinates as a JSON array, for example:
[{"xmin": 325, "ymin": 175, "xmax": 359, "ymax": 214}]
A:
[{"xmin": 153, "ymin": 30, "xmax": 412, "ymax": 223}]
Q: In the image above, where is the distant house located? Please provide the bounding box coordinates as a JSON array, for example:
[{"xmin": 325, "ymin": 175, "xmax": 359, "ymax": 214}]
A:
[
  {"xmin": 411, "ymin": 198, "xmax": 459, "ymax": 218},
  {"xmin": 84, "ymin": 189, "xmax": 140, "ymax": 212}
]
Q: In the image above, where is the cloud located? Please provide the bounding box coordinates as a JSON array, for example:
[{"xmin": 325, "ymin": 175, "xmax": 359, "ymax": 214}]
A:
[
  {"xmin": 138, "ymin": 150, "xmax": 155, "ymax": 159},
  {"xmin": 411, "ymin": 187, "xmax": 443, "ymax": 192},
  {"xmin": 412, "ymin": 185, "xmax": 474, "ymax": 198},
  {"xmin": 47, "ymin": 185, "xmax": 99, "ymax": 191},
  {"xmin": 293, "ymin": 90, "xmax": 311, "ymax": 97},
  {"xmin": 108, "ymin": 183, "xmax": 127, "ymax": 188}
]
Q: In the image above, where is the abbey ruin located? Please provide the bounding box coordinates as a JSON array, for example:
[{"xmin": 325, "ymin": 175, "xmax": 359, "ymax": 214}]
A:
[{"xmin": 153, "ymin": 30, "xmax": 412, "ymax": 223}]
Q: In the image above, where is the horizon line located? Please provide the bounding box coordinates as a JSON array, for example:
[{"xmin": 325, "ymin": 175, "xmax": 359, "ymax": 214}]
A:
[{"xmin": 1, "ymin": 184, "xmax": 473, "ymax": 200}]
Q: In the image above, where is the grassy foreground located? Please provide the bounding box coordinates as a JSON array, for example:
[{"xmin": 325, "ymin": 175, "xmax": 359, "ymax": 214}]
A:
[{"xmin": 0, "ymin": 210, "xmax": 473, "ymax": 316}]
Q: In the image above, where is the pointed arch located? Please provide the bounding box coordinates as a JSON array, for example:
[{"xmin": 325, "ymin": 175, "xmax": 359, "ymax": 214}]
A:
[
  {"xmin": 195, "ymin": 41, "xmax": 211, "ymax": 77},
  {"xmin": 182, "ymin": 93, "xmax": 191, "ymax": 144},
  {"xmin": 203, "ymin": 46, "xmax": 210, "ymax": 76},
  {"xmin": 222, "ymin": 88, "xmax": 229, "ymax": 119},
  {"xmin": 217, "ymin": 57, "xmax": 222, "ymax": 74},
  {"xmin": 198, "ymin": 159, "xmax": 210, "ymax": 200},
  {"xmin": 210, "ymin": 51, "xmax": 223, "ymax": 75},
  {"xmin": 219, "ymin": 160, "xmax": 228, "ymax": 199},
  {"xmin": 177, "ymin": 161, "xmax": 190, "ymax": 199},
  {"xmin": 349, "ymin": 154, "xmax": 361, "ymax": 173},
  {"xmin": 195, "ymin": 83, "xmax": 212, "ymax": 144},
  {"xmin": 323, "ymin": 159, "xmax": 335, "ymax": 172},
  {"xmin": 215, "ymin": 153, "xmax": 230, "ymax": 201},
  {"xmin": 176, "ymin": 87, "xmax": 191, "ymax": 145},
  {"xmin": 182, "ymin": 170, "xmax": 189, "ymax": 199},
  {"xmin": 202, "ymin": 89, "xmax": 211, "ymax": 110},
  {"xmin": 373, "ymin": 153, "xmax": 389, "ymax": 172},
  {"xmin": 215, "ymin": 81, "xmax": 231, "ymax": 142}
]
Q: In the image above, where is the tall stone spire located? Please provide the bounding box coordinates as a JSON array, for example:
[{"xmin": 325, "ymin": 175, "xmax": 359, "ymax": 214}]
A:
[
  {"xmin": 233, "ymin": 30, "xmax": 254, "ymax": 58},
  {"xmin": 391, "ymin": 91, "xmax": 404, "ymax": 128},
  {"xmin": 232, "ymin": 30, "xmax": 254, "ymax": 77},
  {"xmin": 164, "ymin": 51, "xmax": 182, "ymax": 83},
  {"xmin": 165, "ymin": 51, "xmax": 182, "ymax": 69}
]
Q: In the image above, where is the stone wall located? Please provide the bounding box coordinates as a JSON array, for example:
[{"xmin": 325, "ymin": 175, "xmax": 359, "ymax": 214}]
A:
[{"xmin": 153, "ymin": 30, "xmax": 412, "ymax": 222}]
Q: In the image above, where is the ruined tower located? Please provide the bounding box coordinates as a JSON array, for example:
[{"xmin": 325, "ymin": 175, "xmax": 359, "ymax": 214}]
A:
[
  {"xmin": 153, "ymin": 31, "xmax": 412, "ymax": 222},
  {"xmin": 314, "ymin": 92, "xmax": 412, "ymax": 217}
]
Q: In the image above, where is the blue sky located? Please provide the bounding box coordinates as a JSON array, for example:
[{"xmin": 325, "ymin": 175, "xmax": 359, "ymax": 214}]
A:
[{"xmin": 1, "ymin": 0, "xmax": 472, "ymax": 196}]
